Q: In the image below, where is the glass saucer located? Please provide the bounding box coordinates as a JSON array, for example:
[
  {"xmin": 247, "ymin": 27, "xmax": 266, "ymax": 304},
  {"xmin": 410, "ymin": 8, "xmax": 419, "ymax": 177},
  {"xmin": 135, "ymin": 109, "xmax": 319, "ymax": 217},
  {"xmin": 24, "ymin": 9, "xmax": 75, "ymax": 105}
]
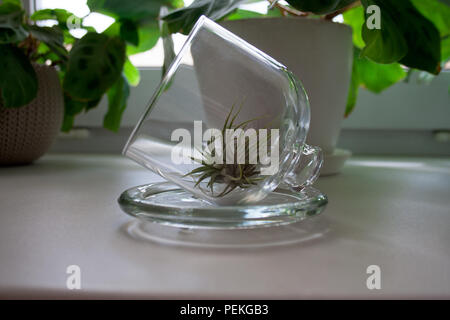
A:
[{"xmin": 118, "ymin": 182, "xmax": 327, "ymax": 229}]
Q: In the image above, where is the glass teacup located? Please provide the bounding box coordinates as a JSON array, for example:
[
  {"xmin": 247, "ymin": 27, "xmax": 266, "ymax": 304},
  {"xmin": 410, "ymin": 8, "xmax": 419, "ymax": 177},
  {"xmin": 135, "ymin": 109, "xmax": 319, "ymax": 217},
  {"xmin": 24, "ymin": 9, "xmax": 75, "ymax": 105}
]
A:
[{"xmin": 123, "ymin": 16, "xmax": 322, "ymax": 205}]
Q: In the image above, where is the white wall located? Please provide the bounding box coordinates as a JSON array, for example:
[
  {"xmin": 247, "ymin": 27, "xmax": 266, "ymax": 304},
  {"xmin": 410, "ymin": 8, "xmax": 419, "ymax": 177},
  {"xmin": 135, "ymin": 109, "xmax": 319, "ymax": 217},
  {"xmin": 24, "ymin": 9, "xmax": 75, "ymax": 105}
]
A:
[{"xmin": 73, "ymin": 69, "xmax": 450, "ymax": 131}]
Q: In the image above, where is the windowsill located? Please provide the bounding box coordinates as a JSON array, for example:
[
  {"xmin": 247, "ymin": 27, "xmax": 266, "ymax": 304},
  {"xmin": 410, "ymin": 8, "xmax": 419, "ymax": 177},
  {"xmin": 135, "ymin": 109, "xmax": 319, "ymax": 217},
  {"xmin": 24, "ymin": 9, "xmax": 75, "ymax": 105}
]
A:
[
  {"xmin": 1, "ymin": 154, "xmax": 449, "ymax": 298},
  {"xmin": 49, "ymin": 127, "xmax": 450, "ymax": 157}
]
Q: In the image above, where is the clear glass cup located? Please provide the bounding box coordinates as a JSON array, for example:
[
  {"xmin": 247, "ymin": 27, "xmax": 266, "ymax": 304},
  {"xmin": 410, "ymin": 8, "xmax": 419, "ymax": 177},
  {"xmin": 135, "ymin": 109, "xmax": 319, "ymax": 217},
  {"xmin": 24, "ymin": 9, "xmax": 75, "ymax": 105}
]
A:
[{"xmin": 123, "ymin": 16, "xmax": 322, "ymax": 206}]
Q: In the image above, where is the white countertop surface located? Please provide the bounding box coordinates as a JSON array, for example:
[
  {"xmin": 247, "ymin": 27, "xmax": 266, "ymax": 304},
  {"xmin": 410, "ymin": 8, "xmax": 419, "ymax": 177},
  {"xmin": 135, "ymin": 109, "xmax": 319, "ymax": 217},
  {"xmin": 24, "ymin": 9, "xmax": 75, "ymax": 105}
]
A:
[{"xmin": 0, "ymin": 154, "xmax": 449, "ymax": 299}]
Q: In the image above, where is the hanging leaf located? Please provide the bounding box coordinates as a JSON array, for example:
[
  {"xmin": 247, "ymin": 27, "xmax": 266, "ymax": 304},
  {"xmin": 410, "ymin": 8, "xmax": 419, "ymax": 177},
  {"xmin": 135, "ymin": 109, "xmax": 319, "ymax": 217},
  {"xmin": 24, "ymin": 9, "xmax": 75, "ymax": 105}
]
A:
[
  {"xmin": 342, "ymin": 5, "xmax": 365, "ymax": 49},
  {"xmin": 85, "ymin": 97, "xmax": 102, "ymax": 112},
  {"xmin": 123, "ymin": 57, "xmax": 140, "ymax": 86},
  {"xmin": 0, "ymin": 44, "xmax": 37, "ymax": 108},
  {"xmin": 104, "ymin": 75, "xmax": 130, "ymax": 131},
  {"xmin": 345, "ymin": 46, "xmax": 406, "ymax": 116},
  {"xmin": 61, "ymin": 93, "xmax": 86, "ymax": 132},
  {"xmin": 63, "ymin": 32, "xmax": 126, "ymax": 101}
]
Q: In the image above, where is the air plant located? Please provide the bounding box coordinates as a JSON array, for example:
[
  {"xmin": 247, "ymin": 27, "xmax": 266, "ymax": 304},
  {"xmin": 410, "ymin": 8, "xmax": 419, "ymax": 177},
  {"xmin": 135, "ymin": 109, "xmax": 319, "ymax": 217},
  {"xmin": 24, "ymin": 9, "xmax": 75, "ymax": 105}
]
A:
[{"xmin": 184, "ymin": 103, "xmax": 271, "ymax": 198}]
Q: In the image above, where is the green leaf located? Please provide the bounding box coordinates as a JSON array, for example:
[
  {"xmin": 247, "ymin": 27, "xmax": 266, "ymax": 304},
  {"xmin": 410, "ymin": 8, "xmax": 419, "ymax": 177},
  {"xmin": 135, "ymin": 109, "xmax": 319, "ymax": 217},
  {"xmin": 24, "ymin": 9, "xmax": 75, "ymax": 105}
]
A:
[
  {"xmin": 30, "ymin": 8, "xmax": 77, "ymax": 31},
  {"xmin": 61, "ymin": 93, "xmax": 103, "ymax": 131},
  {"xmin": 104, "ymin": 75, "xmax": 130, "ymax": 131},
  {"xmin": 2, "ymin": 0, "xmax": 22, "ymax": 6},
  {"xmin": 396, "ymin": 2, "xmax": 441, "ymax": 74},
  {"xmin": 123, "ymin": 57, "xmax": 140, "ymax": 86},
  {"xmin": 225, "ymin": 9, "xmax": 263, "ymax": 20},
  {"xmin": 162, "ymin": 0, "xmax": 248, "ymax": 35},
  {"xmin": 411, "ymin": 0, "xmax": 450, "ymax": 37},
  {"xmin": 0, "ymin": 44, "xmax": 38, "ymax": 108},
  {"xmin": 61, "ymin": 99, "xmax": 84, "ymax": 132},
  {"xmin": 28, "ymin": 25, "xmax": 68, "ymax": 61},
  {"xmin": 105, "ymin": 20, "xmax": 160, "ymax": 55},
  {"xmin": 342, "ymin": 5, "xmax": 365, "ymax": 48},
  {"xmin": 361, "ymin": 0, "xmax": 441, "ymax": 74},
  {"xmin": 85, "ymin": 96, "xmax": 102, "ymax": 112},
  {"xmin": 30, "ymin": 10, "xmax": 82, "ymax": 47},
  {"xmin": 358, "ymin": 58, "xmax": 406, "ymax": 93},
  {"xmin": 126, "ymin": 22, "xmax": 159, "ymax": 55},
  {"xmin": 360, "ymin": 0, "xmax": 407, "ymax": 64},
  {"xmin": 119, "ymin": 19, "xmax": 139, "ymax": 46},
  {"xmin": 64, "ymin": 93, "xmax": 86, "ymax": 116},
  {"xmin": 102, "ymin": 20, "xmax": 120, "ymax": 37},
  {"xmin": 87, "ymin": 0, "xmax": 182, "ymax": 23},
  {"xmin": 285, "ymin": 0, "xmax": 357, "ymax": 15},
  {"xmin": 61, "ymin": 114, "xmax": 75, "ymax": 132},
  {"xmin": 225, "ymin": 8, "xmax": 282, "ymax": 20},
  {"xmin": 63, "ymin": 32, "xmax": 126, "ymax": 101},
  {"xmin": 345, "ymin": 46, "xmax": 406, "ymax": 116},
  {"xmin": 285, "ymin": 0, "xmax": 340, "ymax": 14},
  {"xmin": 34, "ymin": 41, "xmax": 62, "ymax": 65},
  {"xmin": 0, "ymin": 2, "xmax": 28, "ymax": 44},
  {"xmin": 333, "ymin": 0, "xmax": 359, "ymax": 12}
]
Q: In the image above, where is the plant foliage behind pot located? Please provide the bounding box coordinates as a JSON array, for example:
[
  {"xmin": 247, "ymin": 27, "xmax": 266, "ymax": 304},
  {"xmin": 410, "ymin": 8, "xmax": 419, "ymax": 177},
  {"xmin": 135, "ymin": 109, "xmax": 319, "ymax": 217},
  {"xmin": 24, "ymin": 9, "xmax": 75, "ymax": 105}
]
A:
[
  {"xmin": 0, "ymin": 0, "xmax": 182, "ymax": 132},
  {"xmin": 160, "ymin": 0, "xmax": 449, "ymax": 116},
  {"xmin": 1, "ymin": 0, "xmax": 447, "ymax": 132}
]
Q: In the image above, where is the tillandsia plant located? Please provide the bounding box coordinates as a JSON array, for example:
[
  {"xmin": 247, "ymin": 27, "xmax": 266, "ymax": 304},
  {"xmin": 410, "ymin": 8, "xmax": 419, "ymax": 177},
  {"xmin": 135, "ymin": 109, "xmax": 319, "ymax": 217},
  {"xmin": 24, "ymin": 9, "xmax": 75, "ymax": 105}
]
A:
[
  {"xmin": 160, "ymin": 0, "xmax": 450, "ymax": 116},
  {"xmin": 0, "ymin": 0, "xmax": 183, "ymax": 132},
  {"xmin": 185, "ymin": 103, "xmax": 268, "ymax": 197}
]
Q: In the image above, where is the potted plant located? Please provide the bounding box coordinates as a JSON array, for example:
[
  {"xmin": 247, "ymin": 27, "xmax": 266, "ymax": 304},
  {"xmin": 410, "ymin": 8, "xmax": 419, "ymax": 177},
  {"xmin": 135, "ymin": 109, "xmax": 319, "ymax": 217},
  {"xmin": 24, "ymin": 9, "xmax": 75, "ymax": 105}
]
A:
[
  {"xmin": 0, "ymin": 0, "xmax": 181, "ymax": 165},
  {"xmin": 160, "ymin": 0, "xmax": 449, "ymax": 174}
]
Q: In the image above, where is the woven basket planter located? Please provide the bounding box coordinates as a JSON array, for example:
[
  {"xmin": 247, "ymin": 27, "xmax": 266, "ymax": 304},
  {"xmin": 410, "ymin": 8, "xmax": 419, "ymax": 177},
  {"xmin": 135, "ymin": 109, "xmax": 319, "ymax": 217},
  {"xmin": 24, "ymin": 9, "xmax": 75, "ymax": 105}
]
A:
[{"xmin": 0, "ymin": 64, "xmax": 63, "ymax": 165}]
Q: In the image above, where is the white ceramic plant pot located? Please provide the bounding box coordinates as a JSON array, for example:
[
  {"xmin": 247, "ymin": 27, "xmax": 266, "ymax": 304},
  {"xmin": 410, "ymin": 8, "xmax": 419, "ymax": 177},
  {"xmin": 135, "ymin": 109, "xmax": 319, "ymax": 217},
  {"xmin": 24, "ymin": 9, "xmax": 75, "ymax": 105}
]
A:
[{"xmin": 220, "ymin": 18, "xmax": 353, "ymax": 175}]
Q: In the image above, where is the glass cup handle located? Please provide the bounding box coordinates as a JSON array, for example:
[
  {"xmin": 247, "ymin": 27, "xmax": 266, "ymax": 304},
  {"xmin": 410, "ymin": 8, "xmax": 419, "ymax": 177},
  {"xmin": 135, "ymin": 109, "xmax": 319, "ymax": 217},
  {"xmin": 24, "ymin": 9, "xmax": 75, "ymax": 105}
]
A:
[{"xmin": 281, "ymin": 144, "xmax": 323, "ymax": 191}]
